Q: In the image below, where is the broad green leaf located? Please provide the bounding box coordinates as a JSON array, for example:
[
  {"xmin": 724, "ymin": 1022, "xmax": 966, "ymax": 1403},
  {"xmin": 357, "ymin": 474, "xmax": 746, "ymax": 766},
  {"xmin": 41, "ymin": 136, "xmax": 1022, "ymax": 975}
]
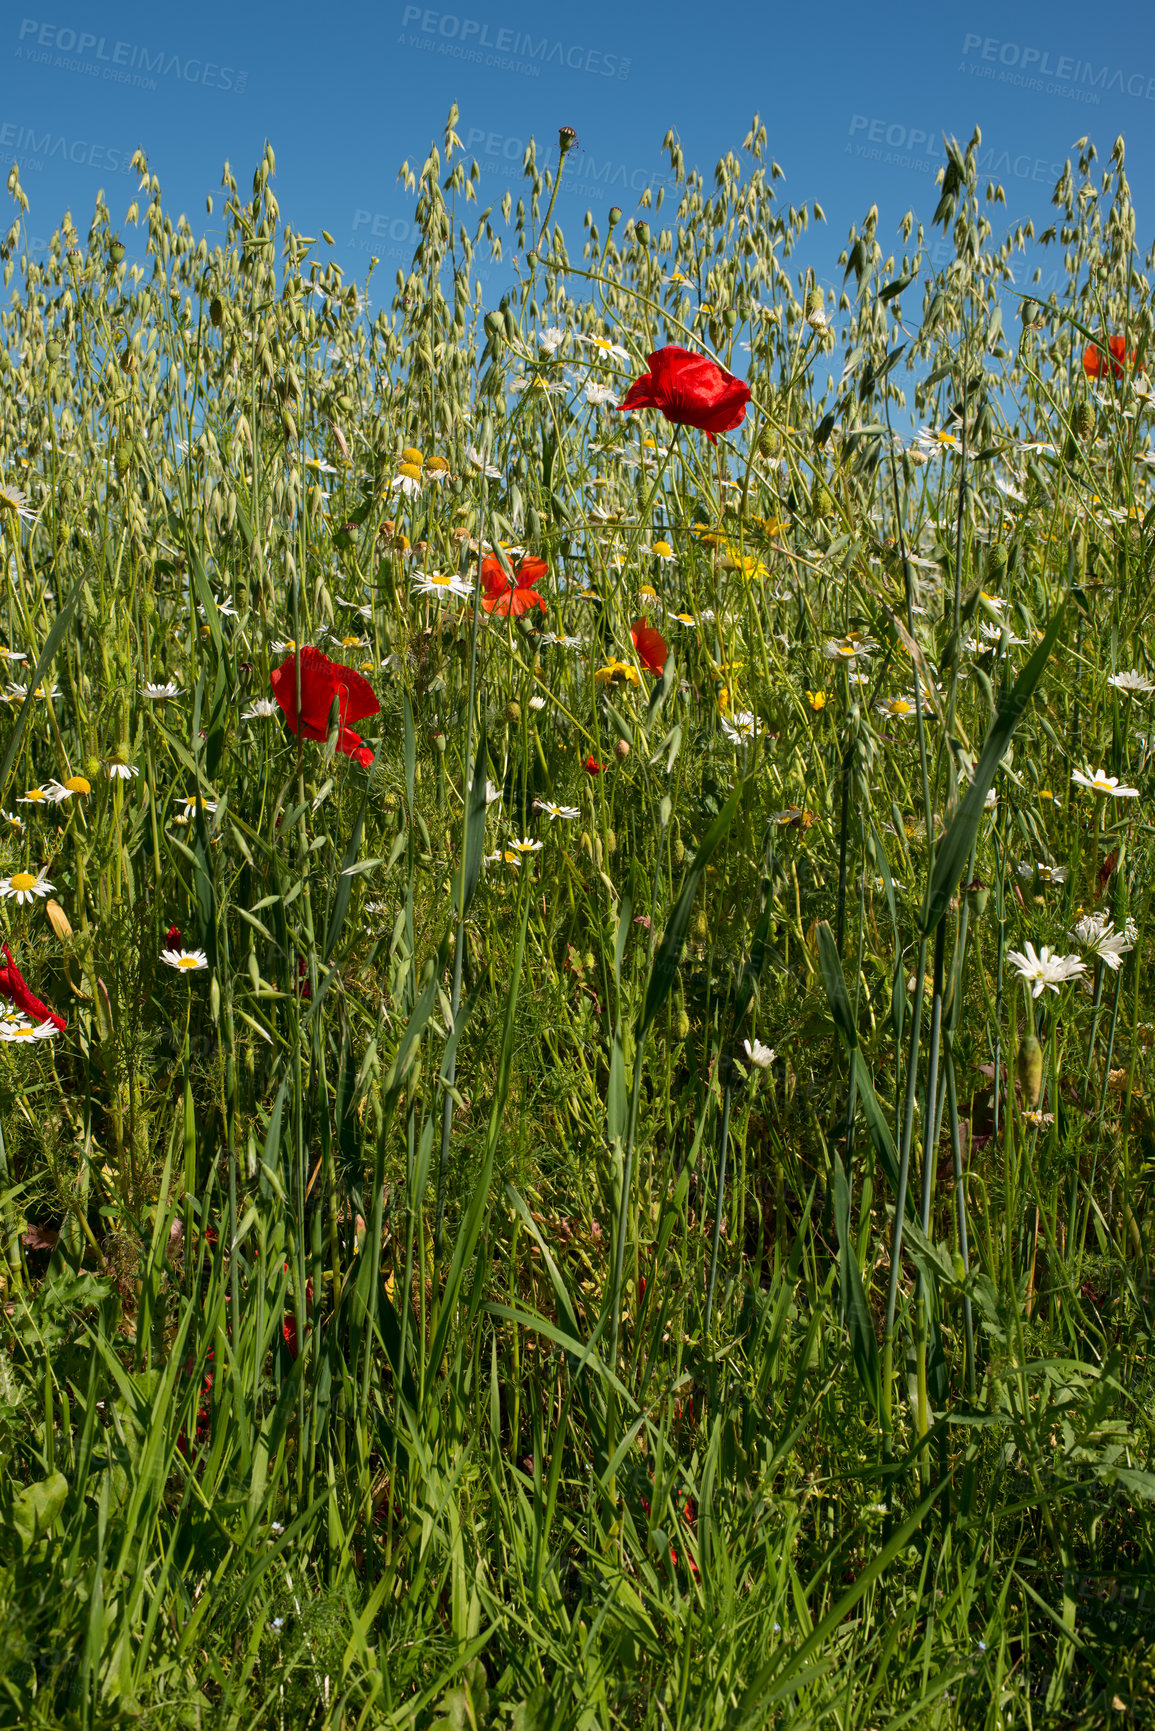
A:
[
  {"xmin": 816, "ymin": 922, "xmax": 905, "ymax": 1203},
  {"xmin": 426, "ymin": 897, "xmax": 528, "ymax": 1387},
  {"xmin": 456, "ymin": 722, "xmax": 489, "ymax": 919},
  {"xmin": 189, "ymin": 547, "xmax": 223, "ymax": 659},
  {"xmin": 832, "ymin": 1153, "xmax": 879, "ymax": 1413},
  {"xmin": 10, "ymin": 1471, "xmax": 68, "ymax": 1545},
  {"xmin": 638, "ymin": 783, "xmax": 742, "ymax": 1039},
  {"xmin": 402, "ymin": 689, "xmax": 416, "ymax": 808},
  {"xmin": 921, "ymin": 606, "xmax": 1063, "ymax": 934}
]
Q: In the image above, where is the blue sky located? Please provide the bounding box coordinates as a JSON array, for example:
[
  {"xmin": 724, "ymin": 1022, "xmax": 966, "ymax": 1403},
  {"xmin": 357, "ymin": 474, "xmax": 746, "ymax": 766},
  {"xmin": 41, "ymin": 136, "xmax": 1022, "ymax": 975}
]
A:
[{"xmin": 6, "ymin": 0, "xmax": 1155, "ymax": 309}]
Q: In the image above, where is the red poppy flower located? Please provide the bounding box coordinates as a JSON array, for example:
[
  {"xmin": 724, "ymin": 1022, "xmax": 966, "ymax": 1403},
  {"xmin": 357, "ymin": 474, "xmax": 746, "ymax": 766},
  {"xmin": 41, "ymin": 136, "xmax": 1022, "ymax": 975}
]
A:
[
  {"xmin": 283, "ymin": 1278, "xmax": 314, "ymax": 1360},
  {"xmin": 1082, "ymin": 333, "xmax": 1134, "ymax": 380},
  {"xmin": 270, "ymin": 647, "xmax": 379, "ymax": 766},
  {"xmin": 582, "ymin": 754, "xmax": 602, "ymax": 775},
  {"xmin": 481, "ymin": 552, "xmax": 549, "ymax": 617},
  {"xmin": 166, "ymin": 924, "xmax": 182, "ymax": 948},
  {"xmin": 631, "ymin": 618, "xmax": 668, "ymax": 675},
  {"xmin": 618, "ymin": 345, "xmax": 751, "ymax": 442},
  {"xmin": 0, "ymin": 944, "xmax": 66, "ymax": 1031}
]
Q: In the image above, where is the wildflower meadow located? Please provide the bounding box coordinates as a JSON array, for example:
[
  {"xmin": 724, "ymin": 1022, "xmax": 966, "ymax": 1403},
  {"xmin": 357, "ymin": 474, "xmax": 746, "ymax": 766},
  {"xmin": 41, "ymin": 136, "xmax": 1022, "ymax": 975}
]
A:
[{"xmin": 1, "ymin": 113, "xmax": 1154, "ymax": 1727}]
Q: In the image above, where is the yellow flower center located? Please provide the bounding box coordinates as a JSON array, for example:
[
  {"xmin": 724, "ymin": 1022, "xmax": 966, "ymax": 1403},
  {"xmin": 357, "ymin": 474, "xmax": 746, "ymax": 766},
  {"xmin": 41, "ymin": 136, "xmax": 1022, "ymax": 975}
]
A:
[
  {"xmin": 398, "ymin": 462, "xmax": 422, "ymax": 481},
  {"xmin": 10, "ymin": 872, "xmax": 35, "ymax": 891},
  {"xmin": 401, "ymin": 447, "xmax": 424, "ymax": 465},
  {"xmin": 64, "ymin": 775, "xmax": 90, "ymax": 794},
  {"xmin": 653, "ymin": 541, "xmax": 673, "ymax": 557},
  {"xmin": 177, "ymin": 955, "xmax": 200, "ymax": 968},
  {"xmin": 22, "ymin": 789, "xmax": 44, "ymax": 801}
]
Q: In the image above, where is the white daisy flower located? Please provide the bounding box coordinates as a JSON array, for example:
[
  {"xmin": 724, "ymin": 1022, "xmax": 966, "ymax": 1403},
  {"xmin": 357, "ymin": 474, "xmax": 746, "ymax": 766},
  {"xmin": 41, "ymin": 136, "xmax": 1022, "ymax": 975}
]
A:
[
  {"xmin": 538, "ymin": 325, "xmax": 566, "ymax": 354},
  {"xmin": 822, "ymin": 637, "xmax": 876, "ymax": 662},
  {"xmin": 721, "ymin": 710, "xmax": 758, "ymax": 744},
  {"xmin": 144, "ymin": 681, "xmax": 182, "ymax": 700},
  {"xmin": 877, "ymin": 696, "xmax": 918, "ymax": 722},
  {"xmin": 0, "ymin": 647, "xmax": 27, "ymax": 664},
  {"xmin": 161, "ymin": 947, "xmax": 209, "ymax": 972},
  {"xmin": 584, "ymin": 382, "xmax": 617, "ymax": 406},
  {"xmin": 0, "ymin": 1014, "xmax": 59, "ymax": 1042},
  {"xmin": 1006, "ymin": 942, "xmax": 1086, "ymax": 997},
  {"xmin": 915, "ymin": 426, "xmax": 961, "ymax": 457},
  {"xmin": 391, "ymin": 471, "xmax": 423, "ymax": 498},
  {"xmin": 43, "ymin": 776, "xmax": 91, "ymax": 802},
  {"xmin": 742, "ymin": 1037, "xmax": 775, "ymax": 1069},
  {"xmin": 465, "ymin": 446, "xmax": 501, "ymax": 479},
  {"xmin": 1108, "ymin": 670, "xmax": 1155, "ymax": 694},
  {"xmin": 506, "ymin": 836, "xmax": 543, "ymax": 855},
  {"xmin": 1071, "ymin": 765, "xmax": 1140, "ymax": 798},
  {"xmin": 1017, "ymin": 860, "xmax": 1067, "ymax": 884},
  {"xmin": 412, "ymin": 570, "xmax": 473, "ymax": 601},
  {"xmin": 0, "ymin": 482, "xmax": 37, "ymax": 525},
  {"xmin": 104, "ymin": 760, "xmax": 139, "ymax": 780},
  {"xmin": 578, "ymin": 334, "xmax": 631, "ymax": 364},
  {"xmin": 1070, "ymin": 913, "xmax": 1136, "ymax": 971},
  {"xmin": 534, "ymin": 800, "xmax": 579, "ymax": 820},
  {"xmin": 241, "ymin": 698, "xmax": 280, "ymax": 720},
  {"xmin": 0, "ymin": 866, "xmax": 54, "ymax": 905}
]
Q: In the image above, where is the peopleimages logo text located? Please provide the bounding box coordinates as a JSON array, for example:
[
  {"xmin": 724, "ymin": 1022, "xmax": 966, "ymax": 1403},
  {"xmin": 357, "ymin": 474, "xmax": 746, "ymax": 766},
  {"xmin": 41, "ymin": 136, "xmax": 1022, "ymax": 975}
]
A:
[
  {"xmin": 0, "ymin": 122, "xmax": 135, "ymax": 171},
  {"xmin": 16, "ymin": 19, "xmax": 248, "ymax": 92},
  {"xmin": 961, "ymin": 34, "xmax": 1155, "ymax": 101},
  {"xmin": 398, "ymin": 9, "xmax": 630, "ymax": 78}
]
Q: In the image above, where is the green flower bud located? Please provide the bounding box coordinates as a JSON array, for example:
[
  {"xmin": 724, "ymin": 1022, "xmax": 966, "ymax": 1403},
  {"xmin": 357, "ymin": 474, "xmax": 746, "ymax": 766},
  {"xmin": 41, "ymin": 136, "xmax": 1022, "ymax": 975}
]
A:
[{"xmin": 1017, "ymin": 1034, "xmax": 1044, "ymax": 1109}]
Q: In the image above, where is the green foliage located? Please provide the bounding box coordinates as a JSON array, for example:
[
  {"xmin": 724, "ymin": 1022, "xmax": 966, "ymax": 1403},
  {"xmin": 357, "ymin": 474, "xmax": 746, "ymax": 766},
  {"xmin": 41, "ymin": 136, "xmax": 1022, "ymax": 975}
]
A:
[{"xmin": 0, "ymin": 118, "xmax": 1151, "ymax": 1730}]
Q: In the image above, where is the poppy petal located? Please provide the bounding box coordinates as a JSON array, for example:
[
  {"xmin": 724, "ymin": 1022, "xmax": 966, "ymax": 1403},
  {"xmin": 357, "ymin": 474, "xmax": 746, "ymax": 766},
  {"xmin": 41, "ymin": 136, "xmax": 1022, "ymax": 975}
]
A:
[
  {"xmin": 509, "ymin": 589, "xmax": 547, "ymax": 616},
  {"xmin": 618, "ymin": 346, "xmax": 751, "ymax": 442},
  {"xmin": 271, "ymin": 647, "xmax": 338, "ymax": 739},
  {"xmin": 330, "ymin": 660, "xmax": 380, "ymax": 725},
  {"xmin": 631, "ymin": 619, "xmax": 668, "ymax": 674},
  {"xmin": 514, "ymin": 555, "xmax": 548, "ymax": 589}
]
